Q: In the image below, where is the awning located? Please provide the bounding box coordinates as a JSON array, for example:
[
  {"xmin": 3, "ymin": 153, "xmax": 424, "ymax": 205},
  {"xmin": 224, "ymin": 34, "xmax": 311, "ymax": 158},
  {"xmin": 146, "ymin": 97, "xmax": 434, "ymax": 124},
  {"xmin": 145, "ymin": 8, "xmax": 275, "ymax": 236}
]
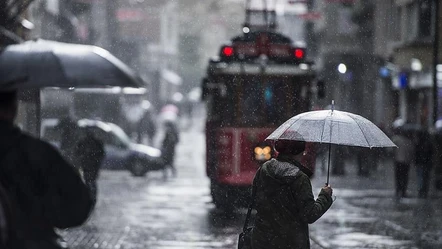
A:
[{"xmin": 161, "ymin": 69, "xmax": 182, "ymax": 85}]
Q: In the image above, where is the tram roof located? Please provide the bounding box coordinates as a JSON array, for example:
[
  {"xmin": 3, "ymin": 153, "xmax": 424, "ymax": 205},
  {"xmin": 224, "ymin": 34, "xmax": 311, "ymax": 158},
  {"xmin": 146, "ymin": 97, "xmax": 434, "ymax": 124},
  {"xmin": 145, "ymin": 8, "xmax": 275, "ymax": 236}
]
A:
[{"xmin": 232, "ymin": 31, "xmax": 291, "ymax": 44}]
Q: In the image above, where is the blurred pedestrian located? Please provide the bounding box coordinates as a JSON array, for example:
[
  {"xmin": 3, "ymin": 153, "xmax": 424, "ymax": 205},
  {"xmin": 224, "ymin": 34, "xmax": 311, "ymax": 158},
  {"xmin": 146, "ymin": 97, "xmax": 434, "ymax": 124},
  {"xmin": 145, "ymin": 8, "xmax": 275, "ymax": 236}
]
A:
[
  {"xmin": 391, "ymin": 128, "xmax": 415, "ymax": 198},
  {"xmin": 58, "ymin": 115, "xmax": 79, "ymax": 164},
  {"xmin": 74, "ymin": 131, "xmax": 105, "ymax": 206},
  {"xmin": 137, "ymin": 110, "xmax": 157, "ymax": 146},
  {"xmin": 330, "ymin": 145, "xmax": 346, "ymax": 175},
  {"xmin": 251, "ymin": 139, "xmax": 333, "ymax": 249},
  {"xmin": 356, "ymin": 147, "xmax": 378, "ymax": 177},
  {"xmin": 414, "ymin": 130, "xmax": 433, "ymax": 198},
  {"xmin": 161, "ymin": 120, "xmax": 180, "ymax": 178},
  {"xmin": 0, "ymin": 91, "xmax": 93, "ymax": 249}
]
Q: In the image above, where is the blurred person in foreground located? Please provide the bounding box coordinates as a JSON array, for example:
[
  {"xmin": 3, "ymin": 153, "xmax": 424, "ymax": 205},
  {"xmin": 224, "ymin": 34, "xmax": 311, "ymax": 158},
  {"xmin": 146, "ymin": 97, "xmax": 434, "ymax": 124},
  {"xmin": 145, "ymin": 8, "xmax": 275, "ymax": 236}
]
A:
[
  {"xmin": 0, "ymin": 91, "xmax": 93, "ymax": 249},
  {"xmin": 0, "ymin": 179, "xmax": 13, "ymax": 247},
  {"xmin": 251, "ymin": 139, "xmax": 333, "ymax": 249},
  {"xmin": 74, "ymin": 131, "xmax": 105, "ymax": 206}
]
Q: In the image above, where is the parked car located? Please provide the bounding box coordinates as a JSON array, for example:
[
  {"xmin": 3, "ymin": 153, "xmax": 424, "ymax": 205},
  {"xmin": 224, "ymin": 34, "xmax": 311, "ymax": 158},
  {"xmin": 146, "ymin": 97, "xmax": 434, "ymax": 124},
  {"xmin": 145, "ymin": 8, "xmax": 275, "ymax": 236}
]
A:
[
  {"xmin": 41, "ymin": 118, "xmax": 164, "ymax": 177},
  {"xmin": 40, "ymin": 118, "xmax": 62, "ymax": 144},
  {"xmin": 77, "ymin": 119, "xmax": 163, "ymax": 176}
]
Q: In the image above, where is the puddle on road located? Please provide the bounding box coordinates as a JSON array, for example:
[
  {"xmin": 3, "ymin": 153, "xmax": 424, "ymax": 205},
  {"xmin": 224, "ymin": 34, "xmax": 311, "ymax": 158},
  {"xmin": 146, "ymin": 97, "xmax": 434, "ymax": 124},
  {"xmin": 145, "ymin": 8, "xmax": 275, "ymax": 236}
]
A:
[
  {"xmin": 148, "ymin": 239, "xmax": 233, "ymax": 248},
  {"xmin": 329, "ymin": 232, "xmax": 415, "ymax": 248},
  {"xmin": 312, "ymin": 207, "xmax": 418, "ymax": 248}
]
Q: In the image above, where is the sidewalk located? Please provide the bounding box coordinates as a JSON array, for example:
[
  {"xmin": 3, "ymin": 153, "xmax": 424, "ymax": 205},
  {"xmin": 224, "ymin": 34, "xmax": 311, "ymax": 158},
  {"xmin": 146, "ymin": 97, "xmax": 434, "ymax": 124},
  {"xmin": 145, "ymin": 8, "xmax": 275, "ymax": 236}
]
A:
[{"xmin": 309, "ymin": 157, "xmax": 442, "ymax": 249}]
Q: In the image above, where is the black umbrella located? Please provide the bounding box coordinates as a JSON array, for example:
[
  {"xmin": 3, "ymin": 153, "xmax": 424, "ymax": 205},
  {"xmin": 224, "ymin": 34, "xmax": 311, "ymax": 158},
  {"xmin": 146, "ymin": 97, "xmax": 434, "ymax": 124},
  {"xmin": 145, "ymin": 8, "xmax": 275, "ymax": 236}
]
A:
[{"xmin": 0, "ymin": 39, "xmax": 144, "ymax": 90}]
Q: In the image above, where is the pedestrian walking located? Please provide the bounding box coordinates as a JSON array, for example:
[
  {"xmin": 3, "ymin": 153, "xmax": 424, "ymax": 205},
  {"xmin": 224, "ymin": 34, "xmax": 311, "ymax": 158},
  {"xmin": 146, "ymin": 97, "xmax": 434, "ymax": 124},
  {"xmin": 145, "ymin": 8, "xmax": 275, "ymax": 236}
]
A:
[
  {"xmin": 251, "ymin": 140, "xmax": 333, "ymax": 249},
  {"xmin": 331, "ymin": 145, "xmax": 346, "ymax": 175},
  {"xmin": 391, "ymin": 127, "xmax": 415, "ymax": 198},
  {"xmin": 414, "ymin": 130, "xmax": 433, "ymax": 198},
  {"xmin": 161, "ymin": 120, "xmax": 180, "ymax": 178},
  {"xmin": 137, "ymin": 110, "xmax": 157, "ymax": 146},
  {"xmin": 0, "ymin": 91, "xmax": 94, "ymax": 249},
  {"xmin": 58, "ymin": 115, "xmax": 79, "ymax": 164},
  {"xmin": 74, "ymin": 131, "xmax": 105, "ymax": 206},
  {"xmin": 355, "ymin": 147, "xmax": 378, "ymax": 177}
]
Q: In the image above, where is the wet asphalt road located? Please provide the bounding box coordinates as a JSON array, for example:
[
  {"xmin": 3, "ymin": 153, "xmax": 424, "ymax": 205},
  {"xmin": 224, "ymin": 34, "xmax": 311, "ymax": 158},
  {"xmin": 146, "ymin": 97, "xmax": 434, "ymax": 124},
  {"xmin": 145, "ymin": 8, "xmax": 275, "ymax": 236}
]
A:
[
  {"xmin": 63, "ymin": 123, "xmax": 247, "ymax": 249},
  {"xmin": 62, "ymin": 116, "xmax": 442, "ymax": 249}
]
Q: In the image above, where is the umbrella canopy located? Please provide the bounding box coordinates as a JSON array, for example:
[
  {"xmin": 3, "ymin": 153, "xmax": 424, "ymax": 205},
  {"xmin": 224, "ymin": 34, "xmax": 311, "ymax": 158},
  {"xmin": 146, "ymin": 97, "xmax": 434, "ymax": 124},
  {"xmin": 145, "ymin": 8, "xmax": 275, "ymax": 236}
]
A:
[
  {"xmin": 266, "ymin": 109, "xmax": 396, "ymax": 148},
  {"xmin": 0, "ymin": 39, "xmax": 144, "ymax": 90},
  {"xmin": 266, "ymin": 108, "xmax": 396, "ymax": 185}
]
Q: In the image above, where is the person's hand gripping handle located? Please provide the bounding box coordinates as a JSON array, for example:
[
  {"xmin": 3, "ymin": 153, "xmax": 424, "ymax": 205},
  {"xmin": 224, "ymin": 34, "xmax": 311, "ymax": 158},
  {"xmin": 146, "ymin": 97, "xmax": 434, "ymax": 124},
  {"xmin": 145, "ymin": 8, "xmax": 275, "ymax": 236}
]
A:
[{"xmin": 322, "ymin": 184, "xmax": 333, "ymax": 197}]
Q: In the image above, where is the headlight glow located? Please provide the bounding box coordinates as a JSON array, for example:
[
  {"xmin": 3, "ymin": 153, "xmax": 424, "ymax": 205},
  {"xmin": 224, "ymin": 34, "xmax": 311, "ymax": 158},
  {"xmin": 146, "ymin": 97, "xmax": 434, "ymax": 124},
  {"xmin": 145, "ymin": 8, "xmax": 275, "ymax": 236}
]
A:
[{"xmin": 254, "ymin": 145, "xmax": 272, "ymax": 161}]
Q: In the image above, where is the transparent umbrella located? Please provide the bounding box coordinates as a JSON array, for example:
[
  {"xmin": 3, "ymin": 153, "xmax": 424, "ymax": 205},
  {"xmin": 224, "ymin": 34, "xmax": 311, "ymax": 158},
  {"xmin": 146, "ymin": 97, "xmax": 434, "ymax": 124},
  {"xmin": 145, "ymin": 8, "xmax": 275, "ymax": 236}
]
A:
[{"xmin": 266, "ymin": 101, "xmax": 397, "ymax": 185}]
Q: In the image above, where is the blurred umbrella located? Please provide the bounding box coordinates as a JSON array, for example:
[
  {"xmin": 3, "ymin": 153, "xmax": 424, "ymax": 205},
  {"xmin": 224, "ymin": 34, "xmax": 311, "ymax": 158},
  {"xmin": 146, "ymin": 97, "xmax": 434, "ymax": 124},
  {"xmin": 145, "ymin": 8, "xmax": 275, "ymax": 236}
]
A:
[
  {"xmin": 0, "ymin": 39, "xmax": 144, "ymax": 90},
  {"xmin": 160, "ymin": 104, "xmax": 179, "ymax": 122},
  {"xmin": 266, "ymin": 101, "xmax": 396, "ymax": 185}
]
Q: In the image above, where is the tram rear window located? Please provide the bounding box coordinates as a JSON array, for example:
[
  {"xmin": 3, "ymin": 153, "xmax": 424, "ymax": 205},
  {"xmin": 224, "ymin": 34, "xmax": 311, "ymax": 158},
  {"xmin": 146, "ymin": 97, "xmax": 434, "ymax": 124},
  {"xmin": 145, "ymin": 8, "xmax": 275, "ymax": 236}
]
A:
[{"xmin": 207, "ymin": 76, "xmax": 310, "ymax": 127}]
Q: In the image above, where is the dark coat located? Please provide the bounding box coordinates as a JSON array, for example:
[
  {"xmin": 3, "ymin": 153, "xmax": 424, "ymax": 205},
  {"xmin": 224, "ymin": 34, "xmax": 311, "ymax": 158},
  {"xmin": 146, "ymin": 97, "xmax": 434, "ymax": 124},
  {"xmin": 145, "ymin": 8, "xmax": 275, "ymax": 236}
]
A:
[
  {"xmin": 251, "ymin": 156, "xmax": 333, "ymax": 249},
  {"xmin": 415, "ymin": 132, "xmax": 433, "ymax": 165},
  {"xmin": 74, "ymin": 134, "xmax": 105, "ymax": 206},
  {"xmin": 161, "ymin": 122, "xmax": 179, "ymax": 165},
  {"xmin": 0, "ymin": 121, "xmax": 93, "ymax": 248},
  {"xmin": 0, "ymin": 180, "xmax": 13, "ymax": 247}
]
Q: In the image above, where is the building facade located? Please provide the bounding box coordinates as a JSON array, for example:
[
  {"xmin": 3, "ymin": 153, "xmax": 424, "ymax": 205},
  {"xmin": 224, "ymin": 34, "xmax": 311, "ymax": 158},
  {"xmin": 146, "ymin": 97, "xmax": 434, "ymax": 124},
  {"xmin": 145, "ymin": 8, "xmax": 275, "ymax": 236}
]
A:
[
  {"xmin": 385, "ymin": 0, "xmax": 439, "ymax": 128},
  {"xmin": 310, "ymin": 0, "xmax": 383, "ymax": 123}
]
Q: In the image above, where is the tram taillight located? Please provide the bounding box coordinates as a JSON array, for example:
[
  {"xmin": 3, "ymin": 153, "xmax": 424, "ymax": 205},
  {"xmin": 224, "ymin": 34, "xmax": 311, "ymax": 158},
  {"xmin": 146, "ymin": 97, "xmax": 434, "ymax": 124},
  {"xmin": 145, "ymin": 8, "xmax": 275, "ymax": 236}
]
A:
[
  {"xmin": 222, "ymin": 46, "xmax": 234, "ymax": 57},
  {"xmin": 293, "ymin": 48, "xmax": 305, "ymax": 60},
  {"xmin": 219, "ymin": 43, "xmax": 306, "ymax": 64}
]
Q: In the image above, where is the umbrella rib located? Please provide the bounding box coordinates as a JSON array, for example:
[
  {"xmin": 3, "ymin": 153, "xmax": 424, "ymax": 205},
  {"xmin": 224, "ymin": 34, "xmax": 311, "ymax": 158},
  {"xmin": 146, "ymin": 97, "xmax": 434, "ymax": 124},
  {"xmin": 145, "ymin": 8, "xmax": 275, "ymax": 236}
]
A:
[
  {"xmin": 279, "ymin": 116, "xmax": 302, "ymax": 139},
  {"xmin": 347, "ymin": 114, "xmax": 371, "ymax": 147}
]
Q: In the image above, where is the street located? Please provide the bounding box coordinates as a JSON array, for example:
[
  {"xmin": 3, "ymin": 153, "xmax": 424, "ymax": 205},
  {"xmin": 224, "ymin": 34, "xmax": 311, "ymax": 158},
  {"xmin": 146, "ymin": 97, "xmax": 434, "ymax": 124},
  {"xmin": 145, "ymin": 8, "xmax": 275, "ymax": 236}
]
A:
[
  {"xmin": 62, "ymin": 117, "xmax": 442, "ymax": 249},
  {"xmin": 63, "ymin": 118, "xmax": 242, "ymax": 249},
  {"xmin": 2, "ymin": 1, "xmax": 442, "ymax": 249}
]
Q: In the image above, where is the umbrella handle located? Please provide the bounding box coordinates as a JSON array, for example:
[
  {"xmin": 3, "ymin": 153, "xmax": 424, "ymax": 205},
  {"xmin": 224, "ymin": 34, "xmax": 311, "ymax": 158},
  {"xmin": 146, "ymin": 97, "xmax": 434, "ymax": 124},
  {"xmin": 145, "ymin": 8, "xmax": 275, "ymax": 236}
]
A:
[{"xmin": 326, "ymin": 142, "xmax": 331, "ymax": 185}]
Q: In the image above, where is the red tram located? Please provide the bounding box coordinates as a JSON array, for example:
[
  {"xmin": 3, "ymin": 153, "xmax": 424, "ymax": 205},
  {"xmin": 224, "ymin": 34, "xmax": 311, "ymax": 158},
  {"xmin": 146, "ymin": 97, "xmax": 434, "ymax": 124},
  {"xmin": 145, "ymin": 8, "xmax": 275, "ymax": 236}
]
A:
[{"xmin": 202, "ymin": 27, "xmax": 320, "ymax": 209}]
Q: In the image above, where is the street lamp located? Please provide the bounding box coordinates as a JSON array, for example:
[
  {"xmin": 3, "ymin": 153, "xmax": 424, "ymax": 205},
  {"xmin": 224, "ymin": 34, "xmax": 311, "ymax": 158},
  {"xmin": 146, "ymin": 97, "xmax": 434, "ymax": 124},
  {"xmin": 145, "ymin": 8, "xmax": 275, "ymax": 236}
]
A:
[
  {"xmin": 338, "ymin": 63, "xmax": 347, "ymax": 74},
  {"xmin": 411, "ymin": 58, "xmax": 423, "ymax": 72}
]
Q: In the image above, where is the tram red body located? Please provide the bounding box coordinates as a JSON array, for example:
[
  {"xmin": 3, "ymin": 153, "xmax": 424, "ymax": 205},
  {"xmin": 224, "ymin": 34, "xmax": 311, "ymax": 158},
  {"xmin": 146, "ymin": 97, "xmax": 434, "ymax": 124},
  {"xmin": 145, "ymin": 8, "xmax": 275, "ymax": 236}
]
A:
[
  {"xmin": 207, "ymin": 127, "xmax": 317, "ymax": 186},
  {"xmin": 202, "ymin": 29, "xmax": 319, "ymax": 208}
]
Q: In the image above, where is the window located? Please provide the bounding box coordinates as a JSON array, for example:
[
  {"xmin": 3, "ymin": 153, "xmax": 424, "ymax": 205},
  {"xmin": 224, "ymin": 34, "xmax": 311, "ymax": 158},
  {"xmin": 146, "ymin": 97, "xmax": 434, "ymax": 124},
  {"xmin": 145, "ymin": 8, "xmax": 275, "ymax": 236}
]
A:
[
  {"xmin": 400, "ymin": 0, "xmax": 433, "ymax": 43},
  {"xmin": 404, "ymin": 3, "xmax": 419, "ymax": 42},
  {"xmin": 206, "ymin": 76, "xmax": 310, "ymax": 127},
  {"xmin": 388, "ymin": 4, "xmax": 401, "ymax": 41},
  {"xmin": 337, "ymin": 8, "xmax": 357, "ymax": 35},
  {"xmin": 418, "ymin": 0, "xmax": 432, "ymax": 38}
]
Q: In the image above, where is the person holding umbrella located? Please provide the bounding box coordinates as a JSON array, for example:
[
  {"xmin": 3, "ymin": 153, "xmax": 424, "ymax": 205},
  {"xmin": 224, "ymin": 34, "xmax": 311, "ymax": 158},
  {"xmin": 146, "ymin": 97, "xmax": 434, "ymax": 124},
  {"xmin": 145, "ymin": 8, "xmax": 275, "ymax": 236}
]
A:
[
  {"xmin": 250, "ymin": 139, "xmax": 333, "ymax": 249},
  {"xmin": 0, "ymin": 91, "xmax": 93, "ymax": 248},
  {"xmin": 241, "ymin": 101, "xmax": 396, "ymax": 249}
]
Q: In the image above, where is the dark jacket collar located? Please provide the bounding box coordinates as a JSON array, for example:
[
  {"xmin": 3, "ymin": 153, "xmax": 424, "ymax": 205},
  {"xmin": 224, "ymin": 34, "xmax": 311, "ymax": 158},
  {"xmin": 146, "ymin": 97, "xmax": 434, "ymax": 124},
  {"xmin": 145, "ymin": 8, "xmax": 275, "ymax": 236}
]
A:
[
  {"xmin": 277, "ymin": 154, "xmax": 313, "ymax": 177},
  {"xmin": 0, "ymin": 119, "xmax": 22, "ymax": 151}
]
